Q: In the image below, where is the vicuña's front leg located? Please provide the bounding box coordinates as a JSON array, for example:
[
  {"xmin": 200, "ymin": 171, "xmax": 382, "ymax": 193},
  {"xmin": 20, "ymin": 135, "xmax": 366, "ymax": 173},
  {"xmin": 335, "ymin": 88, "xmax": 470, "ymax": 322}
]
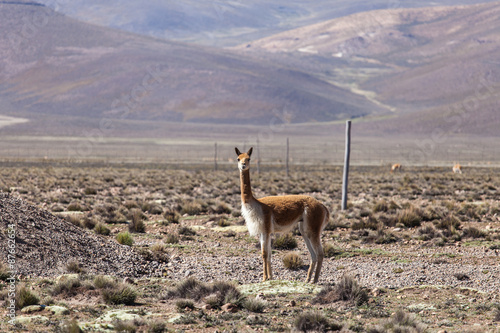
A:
[{"xmin": 260, "ymin": 233, "xmax": 272, "ymax": 281}]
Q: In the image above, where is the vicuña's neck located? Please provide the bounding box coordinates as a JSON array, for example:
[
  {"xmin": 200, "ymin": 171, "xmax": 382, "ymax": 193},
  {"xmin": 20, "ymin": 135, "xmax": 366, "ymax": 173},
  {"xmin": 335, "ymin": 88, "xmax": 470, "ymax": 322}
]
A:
[{"xmin": 240, "ymin": 169, "xmax": 254, "ymax": 204}]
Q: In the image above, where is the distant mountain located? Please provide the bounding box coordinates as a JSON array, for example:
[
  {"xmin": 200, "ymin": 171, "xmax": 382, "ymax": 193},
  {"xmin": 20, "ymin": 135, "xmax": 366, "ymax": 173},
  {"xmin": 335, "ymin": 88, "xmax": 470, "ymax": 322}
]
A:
[
  {"xmin": 37, "ymin": 0, "xmax": 500, "ymax": 47},
  {"xmin": 0, "ymin": 1, "xmax": 385, "ymax": 137},
  {"xmin": 235, "ymin": 1, "xmax": 500, "ymax": 136}
]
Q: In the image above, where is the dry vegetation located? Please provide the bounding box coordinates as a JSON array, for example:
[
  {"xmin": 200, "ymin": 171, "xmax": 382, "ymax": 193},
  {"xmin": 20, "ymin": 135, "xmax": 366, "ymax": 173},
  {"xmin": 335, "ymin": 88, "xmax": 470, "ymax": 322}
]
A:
[{"xmin": 0, "ymin": 163, "xmax": 499, "ymax": 332}]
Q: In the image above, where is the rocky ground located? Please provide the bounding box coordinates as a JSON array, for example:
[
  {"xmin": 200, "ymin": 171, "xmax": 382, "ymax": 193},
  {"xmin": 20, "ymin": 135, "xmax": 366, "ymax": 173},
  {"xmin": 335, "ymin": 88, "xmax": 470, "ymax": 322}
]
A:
[
  {"xmin": 0, "ymin": 193, "xmax": 165, "ymax": 279},
  {"xmin": 0, "ymin": 164, "xmax": 499, "ymax": 332}
]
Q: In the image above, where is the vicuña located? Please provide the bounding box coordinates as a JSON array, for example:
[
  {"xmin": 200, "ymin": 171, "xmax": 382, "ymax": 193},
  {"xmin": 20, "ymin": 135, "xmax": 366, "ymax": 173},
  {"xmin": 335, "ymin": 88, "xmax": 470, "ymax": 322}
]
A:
[
  {"xmin": 235, "ymin": 147, "xmax": 330, "ymax": 283},
  {"xmin": 391, "ymin": 163, "xmax": 402, "ymax": 172}
]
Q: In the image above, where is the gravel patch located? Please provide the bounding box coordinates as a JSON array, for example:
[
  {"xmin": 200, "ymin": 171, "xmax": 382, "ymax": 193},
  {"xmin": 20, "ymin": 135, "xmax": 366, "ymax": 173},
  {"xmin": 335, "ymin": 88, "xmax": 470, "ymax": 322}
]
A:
[{"xmin": 0, "ymin": 193, "xmax": 164, "ymax": 278}]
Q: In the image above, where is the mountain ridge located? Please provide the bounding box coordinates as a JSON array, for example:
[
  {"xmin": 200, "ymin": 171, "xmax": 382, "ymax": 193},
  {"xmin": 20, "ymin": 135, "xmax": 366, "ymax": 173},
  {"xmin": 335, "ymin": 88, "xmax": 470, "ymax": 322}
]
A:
[
  {"xmin": 234, "ymin": 1, "xmax": 500, "ymax": 136},
  {"xmin": 0, "ymin": 1, "xmax": 387, "ymax": 137}
]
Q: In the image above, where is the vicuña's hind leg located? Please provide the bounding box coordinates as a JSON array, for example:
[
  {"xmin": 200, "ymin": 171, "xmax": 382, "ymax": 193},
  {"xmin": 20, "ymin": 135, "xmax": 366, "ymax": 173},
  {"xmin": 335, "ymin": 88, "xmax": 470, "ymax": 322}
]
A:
[
  {"xmin": 299, "ymin": 222, "xmax": 317, "ymax": 283},
  {"xmin": 310, "ymin": 235, "xmax": 324, "ymax": 283}
]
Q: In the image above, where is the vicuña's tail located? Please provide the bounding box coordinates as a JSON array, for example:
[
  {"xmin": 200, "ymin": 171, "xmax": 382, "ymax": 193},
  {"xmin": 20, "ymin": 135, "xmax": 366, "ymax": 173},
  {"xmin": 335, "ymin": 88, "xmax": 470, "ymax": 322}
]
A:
[{"xmin": 322, "ymin": 205, "xmax": 330, "ymax": 231}]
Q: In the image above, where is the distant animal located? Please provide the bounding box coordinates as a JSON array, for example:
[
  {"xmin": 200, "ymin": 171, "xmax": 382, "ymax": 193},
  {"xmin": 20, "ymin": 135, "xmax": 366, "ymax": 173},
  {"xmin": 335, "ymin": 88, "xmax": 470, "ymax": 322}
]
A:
[
  {"xmin": 453, "ymin": 163, "xmax": 462, "ymax": 174},
  {"xmin": 391, "ymin": 164, "xmax": 402, "ymax": 173},
  {"xmin": 235, "ymin": 147, "xmax": 330, "ymax": 283}
]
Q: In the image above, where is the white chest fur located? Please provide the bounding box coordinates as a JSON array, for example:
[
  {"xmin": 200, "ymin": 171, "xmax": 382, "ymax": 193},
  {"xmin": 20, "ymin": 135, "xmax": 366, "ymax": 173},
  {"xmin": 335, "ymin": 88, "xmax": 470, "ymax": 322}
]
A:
[{"xmin": 241, "ymin": 202, "xmax": 265, "ymax": 237}]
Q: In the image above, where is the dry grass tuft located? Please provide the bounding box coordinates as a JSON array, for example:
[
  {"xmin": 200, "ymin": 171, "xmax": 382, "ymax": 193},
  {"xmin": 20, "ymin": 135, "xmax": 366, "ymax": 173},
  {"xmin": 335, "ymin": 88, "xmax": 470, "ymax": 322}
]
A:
[
  {"xmin": 369, "ymin": 309, "xmax": 426, "ymax": 333},
  {"xmin": 102, "ymin": 283, "xmax": 137, "ymax": 305},
  {"xmin": 116, "ymin": 231, "xmax": 134, "ymax": 246},
  {"xmin": 161, "ymin": 278, "xmax": 243, "ymax": 309},
  {"xmin": 273, "ymin": 233, "xmax": 297, "ymax": 250},
  {"xmin": 66, "ymin": 259, "xmax": 85, "ymax": 274},
  {"xmin": 396, "ymin": 206, "xmax": 423, "ymax": 228},
  {"xmin": 294, "ymin": 311, "xmax": 342, "ymax": 332},
  {"xmin": 282, "ymin": 252, "xmax": 303, "ymax": 270},
  {"xmin": 313, "ymin": 275, "xmax": 368, "ymax": 306},
  {"xmin": 94, "ymin": 222, "xmax": 110, "ymax": 235},
  {"xmin": 16, "ymin": 284, "xmax": 40, "ymax": 309}
]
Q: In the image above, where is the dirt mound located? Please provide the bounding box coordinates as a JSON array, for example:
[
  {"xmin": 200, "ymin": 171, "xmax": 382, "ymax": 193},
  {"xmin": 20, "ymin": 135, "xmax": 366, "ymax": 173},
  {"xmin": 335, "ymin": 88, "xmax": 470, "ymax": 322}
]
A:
[{"xmin": 0, "ymin": 193, "xmax": 163, "ymax": 278}]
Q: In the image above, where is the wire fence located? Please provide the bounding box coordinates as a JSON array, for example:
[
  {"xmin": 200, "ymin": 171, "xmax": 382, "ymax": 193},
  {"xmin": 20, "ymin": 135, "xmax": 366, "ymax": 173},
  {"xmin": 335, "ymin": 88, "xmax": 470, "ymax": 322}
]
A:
[{"xmin": 0, "ymin": 136, "xmax": 499, "ymax": 168}]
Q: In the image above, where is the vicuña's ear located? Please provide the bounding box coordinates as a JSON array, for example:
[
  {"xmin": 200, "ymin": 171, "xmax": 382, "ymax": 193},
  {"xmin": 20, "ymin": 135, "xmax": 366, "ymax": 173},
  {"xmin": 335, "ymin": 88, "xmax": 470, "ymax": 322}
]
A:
[
  {"xmin": 247, "ymin": 147, "xmax": 253, "ymax": 157},
  {"xmin": 235, "ymin": 147, "xmax": 242, "ymax": 156}
]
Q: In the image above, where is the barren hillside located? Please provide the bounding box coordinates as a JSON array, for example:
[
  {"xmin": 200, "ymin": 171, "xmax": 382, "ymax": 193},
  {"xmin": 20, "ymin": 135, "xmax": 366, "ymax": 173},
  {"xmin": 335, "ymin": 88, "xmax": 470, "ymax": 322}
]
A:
[
  {"xmin": 236, "ymin": 2, "xmax": 500, "ymax": 136},
  {"xmin": 0, "ymin": 1, "xmax": 385, "ymax": 137},
  {"xmin": 37, "ymin": 0, "xmax": 500, "ymax": 46}
]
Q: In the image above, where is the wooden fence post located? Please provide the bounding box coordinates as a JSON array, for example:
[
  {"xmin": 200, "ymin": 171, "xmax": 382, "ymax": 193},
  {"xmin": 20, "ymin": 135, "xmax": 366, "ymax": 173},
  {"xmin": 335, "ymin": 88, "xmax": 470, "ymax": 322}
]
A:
[
  {"xmin": 256, "ymin": 138, "xmax": 261, "ymax": 174},
  {"xmin": 286, "ymin": 137, "xmax": 290, "ymax": 177},
  {"xmin": 341, "ymin": 121, "xmax": 351, "ymax": 210},
  {"xmin": 214, "ymin": 142, "xmax": 218, "ymax": 171}
]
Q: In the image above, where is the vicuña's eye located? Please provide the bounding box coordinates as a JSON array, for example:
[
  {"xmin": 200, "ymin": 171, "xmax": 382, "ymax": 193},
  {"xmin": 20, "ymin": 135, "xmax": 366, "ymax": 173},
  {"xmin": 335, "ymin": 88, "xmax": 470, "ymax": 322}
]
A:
[{"xmin": 237, "ymin": 158, "xmax": 240, "ymax": 161}]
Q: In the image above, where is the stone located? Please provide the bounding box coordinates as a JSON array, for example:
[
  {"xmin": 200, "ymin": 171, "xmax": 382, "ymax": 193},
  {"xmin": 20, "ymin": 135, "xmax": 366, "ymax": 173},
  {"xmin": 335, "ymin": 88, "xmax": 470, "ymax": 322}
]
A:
[
  {"xmin": 15, "ymin": 315, "xmax": 49, "ymax": 325},
  {"xmin": 56, "ymin": 274, "xmax": 80, "ymax": 283},
  {"xmin": 221, "ymin": 303, "xmax": 239, "ymax": 313},
  {"xmin": 255, "ymin": 293, "xmax": 265, "ymax": 300},
  {"xmin": 46, "ymin": 305, "xmax": 70, "ymax": 315},
  {"xmin": 123, "ymin": 277, "xmax": 134, "ymax": 284},
  {"xmin": 21, "ymin": 305, "xmax": 43, "ymax": 314}
]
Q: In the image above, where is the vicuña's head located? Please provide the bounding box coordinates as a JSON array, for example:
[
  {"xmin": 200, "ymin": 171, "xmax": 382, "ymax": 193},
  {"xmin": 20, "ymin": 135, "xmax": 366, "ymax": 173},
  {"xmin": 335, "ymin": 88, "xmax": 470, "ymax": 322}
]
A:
[{"xmin": 235, "ymin": 147, "xmax": 253, "ymax": 172}]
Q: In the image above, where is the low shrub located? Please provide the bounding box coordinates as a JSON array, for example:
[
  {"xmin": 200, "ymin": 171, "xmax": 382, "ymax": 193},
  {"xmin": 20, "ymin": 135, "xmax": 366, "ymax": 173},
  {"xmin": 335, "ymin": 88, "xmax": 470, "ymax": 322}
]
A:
[
  {"xmin": 351, "ymin": 216, "xmax": 379, "ymax": 231},
  {"xmin": 243, "ymin": 297, "xmax": 267, "ymax": 313},
  {"xmin": 175, "ymin": 299, "xmax": 195, "ymax": 312},
  {"xmin": 294, "ymin": 311, "xmax": 341, "ymax": 332},
  {"xmin": 273, "ymin": 233, "xmax": 297, "ymax": 250},
  {"xmin": 93, "ymin": 275, "xmax": 116, "ymax": 289},
  {"xmin": 151, "ymin": 243, "xmax": 167, "ymax": 253},
  {"xmin": 323, "ymin": 243, "xmax": 342, "ymax": 258},
  {"xmin": 313, "ymin": 275, "xmax": 368, "ymax": 306},
  {"xmin": 178, "ymin": 226, "xmax": 196, "ymax": 236},
  {"xmin": 142, "ymin": 202, "xmax": 163, "ymax": 215},
  {"xmin": 84, "ymin": 187, "xmax": 97, "ymax": 195},
  {"xmin": 417, "ymin": 224, "xmax": 439, "ymax": 240},
  {"xmin": 216, "ymin": 217, "xmax": 232, "ymax": 227},
  {"xmin": 112, "ymin": 320, "xmax": 137, "ymax": 333},
  {"xmin": 374, "ymin": 230, "xmax": 398, "ymax": 244},
  {"xmin": 369, "ymin": 309, "xmax": 426, "ymax": 333},
  {"xmin": 435, "ymin": 214, "xmax": 461, "ymax": 232},
  {"xmin": 462, "ymin": 226, "xmax": 486, "ymax": 239},
  {"xmin": 0, "ymin": 262, "xmax": 9, "ymax": 281},
  {"xmin": 67, "ymin": 202, "xmax": 84, "ymax": 212},
  {"xmin": 16, "ymin": 284, "xmax": 40, "ymax": 309},
  {"xmin": 66, "ymin": 260, "xmax": 84, "ymax": 274},
  {"xmin": 282, "ymin": 252, "xmax": 303, "ymax": 270},
  {"xmin": 51, "ymin": 277, "xmax": 83, "ymax": 296},
  {"xmin": 65, "ymin": 214, "xmax": 83, "ymax": 228},
  {"xmin": 102, "ymin": 284, "xmax": 137, "ymax": 305},
  {"xmin": 116, "ymin": 232, "xmax": 134, "ymax": 246},
  {"xmin": 129, "ymin": 209, "xmax": 146, "ymax": 233},
  {"xmin": 181, "ymin": 200, "xmax": 203, "ymax": 215},
  {"xmin": 396, "ymin": 207, "xmax": 422, "ymax": 228},
  {"xmin": 81, "ymin": 217, "xmax": 96, "ymax": 229},
  {"xmin": 94, "ymin": 223, "xmax": 111, "ymax": 235},
  {"xmin": 214, "ymin": 201, "xmax": 232, "ymax": 214},
  {"xmin": 372, "ymin": 200, "xmax": 389, "ymax": 213},
  {"xmin": 163, "ymin": 209, "xmax": 180, "ymax": 224},
  {"xmin": 162, "ymin": 278, "xmax": 243, "ymax": 309},
  {"xmin": 165, "ymin": 234, "xmax": 179, "ymax": 244},
  {"xmin": 147, "ymin": 320, "xmax": 167, "ymax": 333}
]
